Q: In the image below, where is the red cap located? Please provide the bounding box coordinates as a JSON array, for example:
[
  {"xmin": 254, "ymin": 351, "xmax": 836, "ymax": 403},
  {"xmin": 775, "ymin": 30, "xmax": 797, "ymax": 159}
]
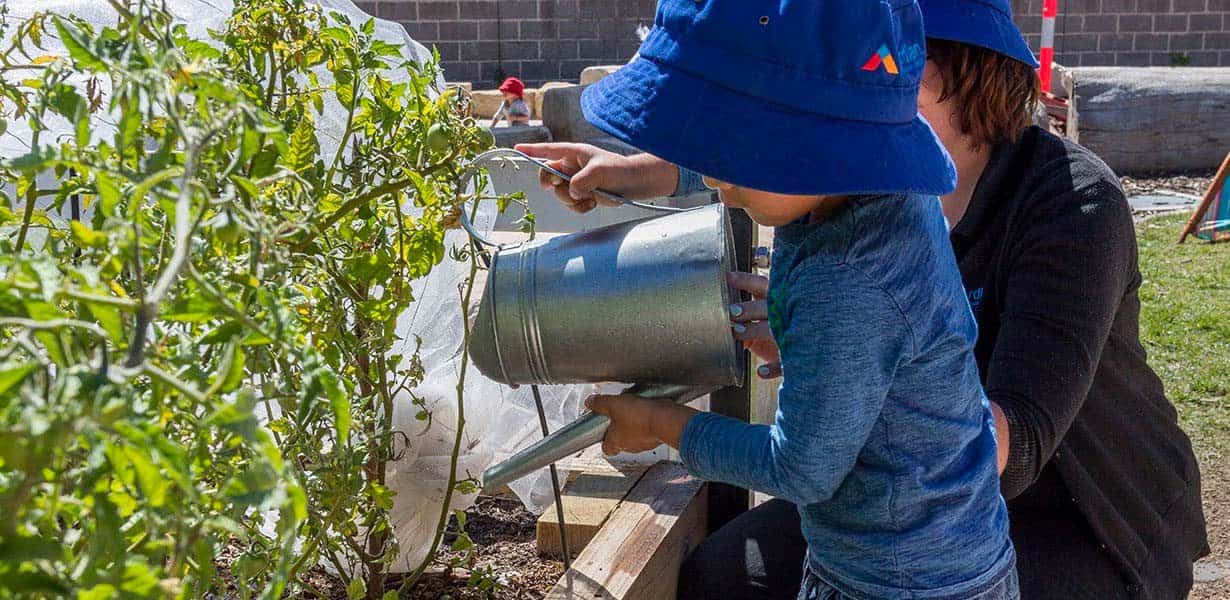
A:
[{"xmin": 498, "ymin": 77, "xmax": 525, "ymax": 98}]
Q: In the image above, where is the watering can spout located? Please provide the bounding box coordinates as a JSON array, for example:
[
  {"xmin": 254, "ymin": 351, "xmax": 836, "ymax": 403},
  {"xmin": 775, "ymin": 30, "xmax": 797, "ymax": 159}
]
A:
[{"xmin": 482, "ymin": 383, "xmax": 718, "ymax": 491}]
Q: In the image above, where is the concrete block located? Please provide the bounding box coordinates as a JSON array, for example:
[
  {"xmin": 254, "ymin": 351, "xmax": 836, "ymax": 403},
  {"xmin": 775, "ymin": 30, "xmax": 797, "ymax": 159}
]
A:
[
  {"xmin": 1073, "ymin": 66, "xmax": 1230, "ymax": 174},
  {"xmin": 541, "ymin": 83, "xmax": 606, "ymax": 142},
  {"xmin": 489, "ymin": 122, "xmax": 552, "ymax": 147},
  {"xmin": 579, "ymin": 64, "xmax": 623, "ymax": 85},
  {"xmin": 534, "ymin": 81, "xmax": 575, "ymax": 120}
]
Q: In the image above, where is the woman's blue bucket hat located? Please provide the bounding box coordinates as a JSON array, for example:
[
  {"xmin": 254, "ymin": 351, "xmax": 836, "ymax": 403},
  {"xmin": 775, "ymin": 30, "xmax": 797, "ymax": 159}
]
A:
[
  {"xmin": 580, "ymin": 0, "xmax": 957, "ymax": 197},
  {"xmin": 919, "ymin": 0, "xmax": 1041, "ymax": 68}
]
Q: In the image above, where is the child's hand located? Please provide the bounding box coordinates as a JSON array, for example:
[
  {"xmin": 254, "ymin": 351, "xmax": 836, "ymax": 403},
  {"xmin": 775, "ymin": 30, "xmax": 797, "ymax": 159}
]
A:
[
  {"xmin": 586, "ymin": 395, "xmax": 699, "ymax": 456},
  {"xmin": 728, "ymin": 272, "xmax": 782, "ymax": 379}
]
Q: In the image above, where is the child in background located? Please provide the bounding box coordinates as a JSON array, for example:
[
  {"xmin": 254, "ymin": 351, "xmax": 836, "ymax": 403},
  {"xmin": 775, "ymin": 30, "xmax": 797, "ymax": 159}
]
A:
[
  {"xmin": 490, "ymin": 76, "xmax": 530, "ymax": 126},
  {"xmin": 565, "ymin": 1, "xmax": 1019, "ymax": 598}
]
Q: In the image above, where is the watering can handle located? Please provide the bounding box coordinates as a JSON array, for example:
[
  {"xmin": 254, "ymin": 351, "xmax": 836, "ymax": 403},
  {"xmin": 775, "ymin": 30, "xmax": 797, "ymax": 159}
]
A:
[{"xmin": 458, "ymin": 147, "xmax": 695, "ymax": 250}]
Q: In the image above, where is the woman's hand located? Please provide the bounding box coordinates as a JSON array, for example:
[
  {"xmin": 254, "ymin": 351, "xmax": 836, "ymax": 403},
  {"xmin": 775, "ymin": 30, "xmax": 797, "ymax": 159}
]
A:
[
  {"xmin": 586, "ymin": 394, "xmax": 699, "ymax": 455},
  {"xmin": 514, "ymin": 143, "xmax": 681, "ymax": 212},
  {"xmin": 728, "ymin": 271, "xmax": 782, "ymax": 379}
]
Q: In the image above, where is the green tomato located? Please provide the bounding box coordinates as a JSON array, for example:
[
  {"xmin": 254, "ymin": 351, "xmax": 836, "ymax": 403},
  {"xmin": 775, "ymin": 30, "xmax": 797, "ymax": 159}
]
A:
[
  {"xmin": 426, "ymin": 123, "xmax": 452, "ymax": 154},
  {"xmin": 472, "ymin": 127, "xmax": 495, "ymax": 151}
]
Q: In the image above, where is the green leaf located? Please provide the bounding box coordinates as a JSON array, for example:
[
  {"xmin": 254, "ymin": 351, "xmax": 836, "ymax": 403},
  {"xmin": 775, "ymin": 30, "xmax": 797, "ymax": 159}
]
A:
[
  {"xmin": 218, "ymin": 344, "xmax": 246, "ymax": 393},
  {"xmin": 54, "ymin": 18, "xmax": 106, "ymax": 70},
  {"xmin": 346, "ymin": 577, "xmax": 365, "ymax": 600},
  {"xmin": 0, "ymin": 363, "xmax": 38, "ymax": 395},
  {"xmin": 200, "ymin": 320, "xmax": 243, "ymax": 344},
  {"xmin": 95, "ymin": 173, "xmax": 120, "ymax": 216},
  {"xmin": 0, "ymin": 535, "xmax": 62, "ymax": 562},
  {"xmin": 123, "ymin": 446, "xmax": 169, "ymax": 507},
  {"xmin": 70, "ymin": 220, "xmax": 106, "ymax": 248}
]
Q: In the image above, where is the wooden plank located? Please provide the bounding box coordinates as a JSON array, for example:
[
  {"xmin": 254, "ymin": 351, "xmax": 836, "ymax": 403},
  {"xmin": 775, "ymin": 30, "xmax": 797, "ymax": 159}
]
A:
[
  {"xmin": 546, "ymin": 462, "xmax": 707, "ymax": 600},
  {"xmin": 537, "ymin": 468, "xmax": 649, "ymax": 558}
]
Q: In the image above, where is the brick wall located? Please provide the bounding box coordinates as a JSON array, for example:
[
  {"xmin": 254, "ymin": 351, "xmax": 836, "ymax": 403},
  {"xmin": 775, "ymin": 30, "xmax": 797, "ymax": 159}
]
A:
[
  {"xmin": 1012, "ymin": 0, "xmax": 1230, "ymax": 66},
  {"xmin": 358, "ymin": 0, "xmax": 1230, "ymax": 86},
  {"xmin": 356, "ymin": 0, "xmax": 656, "ymax": 85}
]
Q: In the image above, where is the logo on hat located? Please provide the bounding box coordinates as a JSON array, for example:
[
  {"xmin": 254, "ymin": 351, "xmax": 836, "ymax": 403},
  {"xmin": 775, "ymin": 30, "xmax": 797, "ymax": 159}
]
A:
[{"xmin": 861, "ymin": 45, "xmax": 899, "ymax": 75}]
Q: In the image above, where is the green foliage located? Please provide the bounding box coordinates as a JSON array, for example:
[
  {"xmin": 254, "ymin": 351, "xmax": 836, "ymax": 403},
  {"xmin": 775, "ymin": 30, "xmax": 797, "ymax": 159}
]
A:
[{"xmin": 0, "ymin": 1, "xmax": 496, "ymax": 597}]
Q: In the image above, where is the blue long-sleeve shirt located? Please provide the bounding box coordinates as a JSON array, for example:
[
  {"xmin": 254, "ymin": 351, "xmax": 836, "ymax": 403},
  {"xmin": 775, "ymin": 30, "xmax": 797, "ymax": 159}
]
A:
[{"xmin": 679, "ymin": 193, "xmax": 1015, "ymax": 599}]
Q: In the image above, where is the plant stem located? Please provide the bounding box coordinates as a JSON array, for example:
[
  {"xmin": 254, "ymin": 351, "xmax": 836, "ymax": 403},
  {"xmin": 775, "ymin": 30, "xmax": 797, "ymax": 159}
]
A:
[{"xmin": 400, "ymin": 234, "xmax": 479, "ymax": 592}]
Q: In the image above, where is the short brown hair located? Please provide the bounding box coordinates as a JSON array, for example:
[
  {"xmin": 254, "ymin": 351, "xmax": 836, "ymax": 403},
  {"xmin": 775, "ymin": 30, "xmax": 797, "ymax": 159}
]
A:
[{"xmin": 926, "ymin": 38, "xmax": 1041, "ymax": 150}]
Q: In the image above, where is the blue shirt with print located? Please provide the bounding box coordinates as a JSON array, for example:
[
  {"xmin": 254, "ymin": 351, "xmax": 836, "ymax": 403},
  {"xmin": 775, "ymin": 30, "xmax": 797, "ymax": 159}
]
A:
[{"xmin": 679, "ymin": 193, "xmax": 1014, "ymax": 598}]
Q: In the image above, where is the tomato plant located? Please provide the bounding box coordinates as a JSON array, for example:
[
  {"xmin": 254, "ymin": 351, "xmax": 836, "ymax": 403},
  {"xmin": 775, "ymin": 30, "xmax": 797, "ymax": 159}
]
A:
[{"xmin": 0, "ymin": 1, "xmax": 497, "ymax": 597}]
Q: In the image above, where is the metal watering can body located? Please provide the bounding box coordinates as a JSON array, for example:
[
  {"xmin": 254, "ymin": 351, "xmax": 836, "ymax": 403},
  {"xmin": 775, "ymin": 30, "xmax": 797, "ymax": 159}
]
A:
[{"xmin": 468, "ymin": 203, "xmax": 744, "ymax": 388}]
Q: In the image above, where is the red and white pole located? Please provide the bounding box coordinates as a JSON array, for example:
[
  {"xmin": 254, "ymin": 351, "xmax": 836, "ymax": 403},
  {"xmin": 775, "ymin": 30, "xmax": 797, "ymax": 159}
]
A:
[{"xmin": 1039, "ymin": 0, "xmax": 1058, "ymax": 94}]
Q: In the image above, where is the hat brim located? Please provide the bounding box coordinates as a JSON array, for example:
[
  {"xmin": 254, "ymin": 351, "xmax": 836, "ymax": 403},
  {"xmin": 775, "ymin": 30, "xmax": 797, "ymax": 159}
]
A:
[
  {"xmin": 922, "ymin": 1, "xmax": 1041, "ymax": 68},
  {"xmin": 581, "ymin": 57, "xmax": 957, "ymax": 197}
]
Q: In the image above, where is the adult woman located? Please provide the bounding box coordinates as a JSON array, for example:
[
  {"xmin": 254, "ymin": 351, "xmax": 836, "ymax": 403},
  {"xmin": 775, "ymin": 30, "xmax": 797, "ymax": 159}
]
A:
[{"xmin": 517, "ymin": 2, "xmax": 1207, "ymax": 597}]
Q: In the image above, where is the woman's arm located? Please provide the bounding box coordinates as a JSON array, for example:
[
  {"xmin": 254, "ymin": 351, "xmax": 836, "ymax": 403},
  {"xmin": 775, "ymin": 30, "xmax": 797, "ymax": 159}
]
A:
[{"xmin": 984, "ymin": 175, "xmax": 1134, "ymax": 499}]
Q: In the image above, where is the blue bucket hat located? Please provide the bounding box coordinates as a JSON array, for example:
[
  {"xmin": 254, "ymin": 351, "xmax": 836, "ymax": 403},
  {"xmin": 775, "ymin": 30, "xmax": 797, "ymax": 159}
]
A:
[
  {"xmin": 580, "ymin": 0, "xmax": 957, "ymax": 197},
  {"xmin": 919, "ymin": 0, "xmax": 1040, "ymax": 67}
]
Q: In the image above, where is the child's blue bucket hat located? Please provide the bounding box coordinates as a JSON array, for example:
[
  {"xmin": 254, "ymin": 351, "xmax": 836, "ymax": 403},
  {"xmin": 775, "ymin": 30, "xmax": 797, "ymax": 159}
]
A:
[
  {"xmin": 580, "ymin": 0, "xmax": 957, "ymax": 197},
  {"xmin": 919, "ymin": 0, "xmax": 1041, "ymax": 68}
]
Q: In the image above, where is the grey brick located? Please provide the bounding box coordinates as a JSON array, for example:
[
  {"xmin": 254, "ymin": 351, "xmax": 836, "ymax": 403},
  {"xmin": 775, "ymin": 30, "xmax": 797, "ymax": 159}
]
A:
[
  {"xmin": 1081, "ymin": 51, "xmax": 1117, "ymax": 64},
  {"xmin": 381, "ymin": 1, "xmax": 417, "ymax": 21},
  {"xmin": 1173, "ymin": 0, "xmax": 1207, "ymax": 10},
  {"xmin": 1058, "ymin": 33, "xmax": 1099, "ymax": 51},
  {"xmin": 1065, "ymin": 0, "xmax": 1103, "ymax": 13},
  {"xmin": 559, "ymin": 59, "xmax": 597, "ymax": 81},
  {"xmin": 418, "ymin": 1, "xmax": 459, "ymax": 20},
  {"xmin": 1082, "ymin": 14, "xmax": 1118, "ymax": 32},
  {"xmin": 459, "ymin": 40, "xmax": 499, "ymax": 60},
  {"xmin": 430, "ymin": 41, "xmax": 461, "ymax": 60},
  {"xmin": 518, "ymin": 60, "xmax": 559, "ymax": 84},
  {"xmin": 1154, "ymin": 14, "xmax": 1190, "ymax": 32},
  {"xmin": 1137, "ymin": 0, "xmax": 1172, "ymax": 11},
  {"xmin": 401, "ymin": 21, "xmax": 440, "ymax": 42},
  {"xmin": 443, "ymin": 60, "xmax": 480, "ymax": 83},
  {"xmin": 520, "ymin": 20, "xmax": 559, "ymax": 39},
  {"xmin": 459, "ymin": 1, "xmax": 499, "ymax": 19},
  {"xmin": 1187, "ymin": 49, "xmax": 1222, "ymax": 63},
  {"xmin": 1100, "ymin": 32, "xmax": 1135, "ymax": 49},
  {"xmin": 477, "ymin": 20, "xmax": 499, "ymax": 40},
  {"xmin": 1134, "ymin": 33, "xmax": 1171, "ymax": 49},
  {"xmin": 439, "ymin": 21, "xmax": 478, "ymax": 40},
  {"xmin": 1170, "ymin": 32, "xmax": 1205, "ymax": 48},
  {"xmin": 578, "ymin": 0, "xmax": 620, "ymax": 19},
  {"xmin": 1205, "ymin": 32, "xmax": 1230, "ymax": 48},
  {"xmin": 1150, "ymin": 52, "xmax": 1177, "ymax": 65},
  {"xmin": 1118, "ymin": 14, "xmax": 1153, "ymax": 31},
  {"xmin": 499, "ymin": 1, "xmax": 539, "ymax": 18},
  {"xmin": 1114, "ymin": 51, "xmax": 1152, "ymax": 63},
  {"xmin": 1189, "ymin": 13, "xmax": 1223, "ymax": 31},
  {"xmin": 558, "ymin": 20, "xmax": 599, "ymax": 40},
  {"xmin": 539, "ymin": 40, "xmax": 579, "ymax": 60},
  {"xmin": 1101, "ymin": 0, "xmax": 1137, "ymax": 10},
  {"xmin": 499, "ymin": 40, "xmax": 540, "ymax": 61}
]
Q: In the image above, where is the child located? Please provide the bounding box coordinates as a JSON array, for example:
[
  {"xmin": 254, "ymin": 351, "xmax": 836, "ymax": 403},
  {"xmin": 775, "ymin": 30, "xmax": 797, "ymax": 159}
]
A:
[
  {"xmin": 490, "ymin": 76, "xmax": 530, "ymax": 126},
  {"xmin": 575, "ymin": 1, "xmax": 1018, "ymax": 599}
]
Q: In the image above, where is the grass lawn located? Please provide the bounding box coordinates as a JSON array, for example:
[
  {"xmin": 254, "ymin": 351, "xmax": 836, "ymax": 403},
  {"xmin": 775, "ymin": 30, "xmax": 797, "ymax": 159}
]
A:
[
  {"xmin": 1136, "ymin": 213, "xmax": 1230, "ymax": 598},
  {"xmin": 1137, "ymin": 214, "xmax": 1230, "ymax": 456}
]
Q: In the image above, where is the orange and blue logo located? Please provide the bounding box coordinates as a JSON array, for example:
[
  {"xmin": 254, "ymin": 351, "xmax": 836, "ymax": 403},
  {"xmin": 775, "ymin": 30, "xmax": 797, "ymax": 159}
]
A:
[{"xmin": 861, "ymin": 45, "xmax": 899, "ymax": 75}]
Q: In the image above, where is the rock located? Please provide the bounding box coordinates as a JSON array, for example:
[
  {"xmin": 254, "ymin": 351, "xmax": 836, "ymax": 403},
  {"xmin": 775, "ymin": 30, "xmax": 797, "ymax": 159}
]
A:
[
  {"xmin": 540, "ymin": 83, "xmax": 607, "ymax": 142},
  {"xmin": 489, "ymin": 123, "xmax": 551, "ymax": 148},
  {"xmin": 580, "ymin": 65, "xmax": 623, "ymax": 85},
  {"xmin": 1072, "ymin": 67, "xmax": 1230, "ymax": 175}
]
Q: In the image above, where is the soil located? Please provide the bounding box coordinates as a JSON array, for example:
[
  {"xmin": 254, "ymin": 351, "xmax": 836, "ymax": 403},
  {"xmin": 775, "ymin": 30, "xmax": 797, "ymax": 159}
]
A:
[
  {"xmin": 1121, "ymin": 171, "xmax": 1215, "ymax": 198},
  {"xmin": 403, "ymin": 496, "xmax": 564, "ymax": 600}
]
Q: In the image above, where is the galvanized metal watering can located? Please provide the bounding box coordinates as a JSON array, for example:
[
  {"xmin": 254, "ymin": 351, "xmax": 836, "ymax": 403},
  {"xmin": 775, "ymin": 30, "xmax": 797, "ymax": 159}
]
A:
[{"xmin": 458, "ymin": 149, "xmax": 743, "ymax": 489}]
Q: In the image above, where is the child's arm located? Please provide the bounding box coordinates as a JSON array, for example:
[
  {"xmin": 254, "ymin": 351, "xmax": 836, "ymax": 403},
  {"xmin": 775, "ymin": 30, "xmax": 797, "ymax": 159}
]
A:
[
  {"xmin": 686, "ymin": 265, "xmax": 911, "ymax": 505},
  {"xmin": 490, "ymin": 101, "xmax": 507, "ymax": 126},
  {"xmin": 598, "ymin": 262, "xmax": 912, "ymax": 506}
]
